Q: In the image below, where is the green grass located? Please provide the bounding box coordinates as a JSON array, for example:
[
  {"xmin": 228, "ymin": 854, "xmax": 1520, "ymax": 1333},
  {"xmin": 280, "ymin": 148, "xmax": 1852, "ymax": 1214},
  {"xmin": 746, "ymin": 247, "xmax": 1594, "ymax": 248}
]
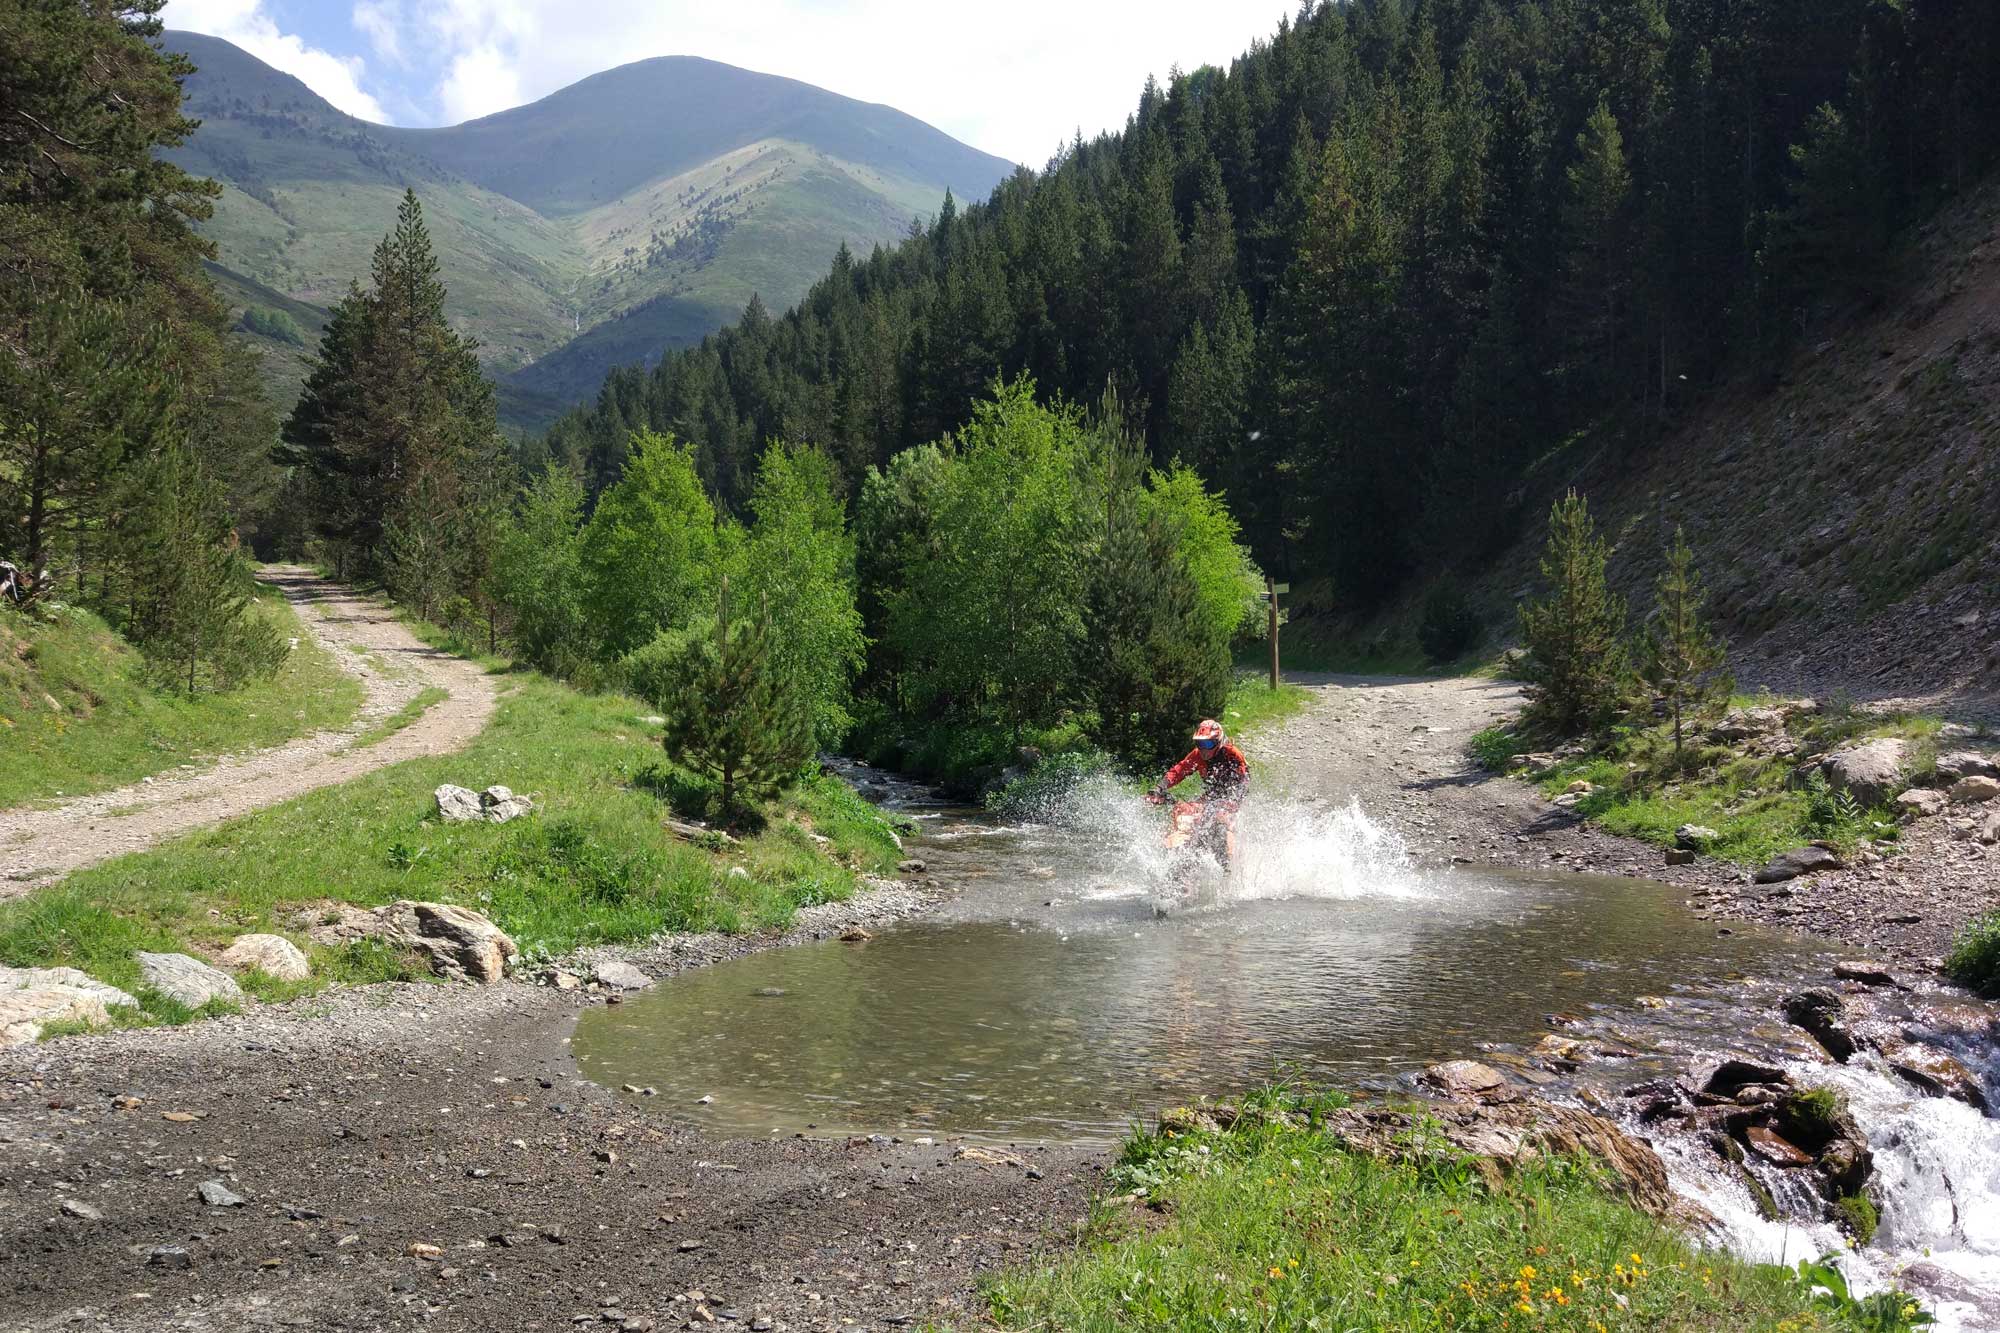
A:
[
  {"xmin": 986, "ymin": 1084, "xmax": 1861, "ymax": 1332},
  {"xmin": 1490, "ymin": 702, "xmax": 1931, "ymax": 868},
  {"xmin": 1944, "ymin": 912, "xmax": 2000, "ymax": 997},
  {"xmin": 1223, "ymin": 673, "xmax": 1313, "ymax": 737},
  {"xmin": 0, "ymin": 588, "xmax": 364, "ymax": 809},
  {"xmin": 0, "ymin": 671, "xmax": 903, "ymax": 1024}
]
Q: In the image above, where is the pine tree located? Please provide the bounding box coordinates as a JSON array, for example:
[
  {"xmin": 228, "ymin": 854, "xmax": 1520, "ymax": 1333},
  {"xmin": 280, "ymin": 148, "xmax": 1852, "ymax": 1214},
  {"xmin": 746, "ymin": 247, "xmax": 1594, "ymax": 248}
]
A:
[
  {"xmin": 1519, "ymin": 491, "xmax": 1629, "ymax": 734},
  {"xmin": 1638, "ymin": 528, "xmax": 1732, "ymax": 753},
  {"xmin": 656, "ymin": 579, "xmax": 813, "ymax": 817},
  {"xmin": 1556, "ymin": 99, "xmax": 1633, "ymax": 407}
]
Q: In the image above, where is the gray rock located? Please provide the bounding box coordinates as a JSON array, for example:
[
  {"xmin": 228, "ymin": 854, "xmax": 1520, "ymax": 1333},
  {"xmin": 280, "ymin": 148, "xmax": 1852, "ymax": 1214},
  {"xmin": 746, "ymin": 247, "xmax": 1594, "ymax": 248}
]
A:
[
  {"xmin": 435, "ymin": 784, "xmax": 485, "ymax": 822},
  {"xmin": 1783, "ymin": 990, "xmax": 1857, "ymax": 1063},
  {"xmin": 1754, "ymin": 846, "xmax": 1844, "ymax": 883},
  {"xmin": 1712, "ymin": 707, "xmax": 1786, "ymax": 742},
  {"xmin": 136, "ymin": 952, "xmax": 243, "ymax": 1009},
  {"xmin": 1950, "ymin": 775, "xmax": 1999, "ymax": 804},
  {"xmin": 481, "ymin": 785, "xmax": 535, "ymax": 823},
  {"xmin": 1664, "ymin": 847, "xmax": 1696, "ymax": 866},
  {"xmin": 1982, "ymin": 811, "xmax": 2000, "ymax": 846},
  {"xmin": 1895, "ymin": 788, "xmax": 1947, "ymax": 820},
  {"xmin": 218, "ymin": 934, "xmax": 310, "ymax": 982},
  {"xmin": 148, "ymin": 1245, "xmax": 193, "ymax": 1269},
  {"xmin": 60, "ymin": 1199, "xmax": 103, "ymax": 1221},
  {"xmin": 591, "ymin": 960, "xmax": 652, "ymax": 992},
  {"xmin": 1673, "ymin": 824, "xmax": 1720, "ymax": 849},
  {"xmin": 401, "ymin": 902, "xmax": 517, "ymax": 984},
  {"xmin": 1933, "ymin": 751, "xmax": 2000, "ymax": 783},
  {"xmin": 197, "ymin": 1180, "xmax": 245, "ymax": 1208},
  {"xmin": 1419, "ymin": 1059, "xmax": 1515, "ymax": 1102},
  {"xmin": 1820, "ymin": 738, "xmax": 1911, "ymax": 808},
  {"xmin": 0, "ymin": 965, "xmax": 138, "ymax": 1010}
]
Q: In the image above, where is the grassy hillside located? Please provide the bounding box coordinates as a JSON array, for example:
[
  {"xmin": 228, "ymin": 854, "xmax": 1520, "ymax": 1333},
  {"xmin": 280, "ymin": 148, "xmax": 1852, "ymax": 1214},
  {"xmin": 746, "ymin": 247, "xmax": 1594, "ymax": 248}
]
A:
[
  {"xmin": 160, "ymin": 32, "xmax": 1014, "ymax": 429},
  {"xmin": 0, "ymin": 589, "xmax": 363, "ymax": 810}
]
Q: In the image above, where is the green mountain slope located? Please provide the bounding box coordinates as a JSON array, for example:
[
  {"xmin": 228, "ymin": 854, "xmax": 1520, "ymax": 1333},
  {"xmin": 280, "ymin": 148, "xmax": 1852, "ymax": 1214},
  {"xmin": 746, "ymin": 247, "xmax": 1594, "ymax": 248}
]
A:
[{"xmin": 161, "ymin": 31, "xmax": 1014, "ymax": 430}]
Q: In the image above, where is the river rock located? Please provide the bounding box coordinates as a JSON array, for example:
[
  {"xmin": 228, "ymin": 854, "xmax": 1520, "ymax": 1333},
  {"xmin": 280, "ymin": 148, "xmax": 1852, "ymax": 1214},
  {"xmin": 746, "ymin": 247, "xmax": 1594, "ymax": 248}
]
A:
[
  {"xmin": 197, "ymin": 1180, "xmax": 245, "ymax": 1208},
  {"xmin": 1664, "ymin": 847, "xmax": 1697, "ymax": 866},
  {"xmin": 0, "ymin": 987, "xmax": 112, "ymax": 1048},
  {"xmin": 137, "ymin": 953, "xmax": 243, "ymax": 1009},
  {"xmin": 1702, "ymin": 1059, "xmax": 1790, "ymax": 1100},
  {"xmin": 1819, "ymin": 738, "xmax": 1910, "ymax": 807},
  {"xmin": 1981, "ymin": 811, "xmax": 2000, "ymax": 845},
  {"xmin": 0, "ymin": 965, "xmax": 138, "ymax": 1010},
  {"xmin": 480, "ymin": 785, "xmax": 535, "ymax": 823},
  {"xmin": 1831, "ymin": 959, "xmax": 1898, "ymax": 987},
  {"xmin": 435, "ymin": 784, "xmax": 485, "ymax": 822},
  {"xmin": 1950, "ymin": 775, "xmax": 1999, "ymax": 804},
  {"xmin": 1933, "ymin": 751, "xmax": 2000, "ymax": 783},
  {"xmin": 1895, "ymin": 788, "xmax": 1947, "ymax": 820},
  {"xmin": 1755, "ymin": 846, "xmax": 1844, "ymax": 883},
  {"xmin": 1784, "ymin": 990, "xmax": 1857, "ymax": 1062},
  {"xmin": 1419, "ymin": 1060, "xmax": 1515, "ymax": 1103},
  {"xmin": 1744, "ymin": 1125, "xmax": 1814, "ymax": 1167},
  {"xmin": 1674, "ymin": 824, "xmax": 1720, "ymax": 849},
  {"xmin": 591, "ymin": 960, "xmax": 652, "ymax": 991},
  {"xmin": 218, "ymin": 934, "xmax": 310, "ymax": 982},
  {"xmin": 1881, "ymin": 1041, "xmax": 1990, "ymax": 1113}
]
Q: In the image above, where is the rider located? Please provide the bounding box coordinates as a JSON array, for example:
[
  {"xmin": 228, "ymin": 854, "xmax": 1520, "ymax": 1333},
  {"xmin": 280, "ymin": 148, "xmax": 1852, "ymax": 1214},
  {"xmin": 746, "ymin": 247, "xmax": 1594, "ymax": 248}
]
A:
[{"xmin": 1150, "ymin": 719, "xmax": 1251, "ymax": 850}]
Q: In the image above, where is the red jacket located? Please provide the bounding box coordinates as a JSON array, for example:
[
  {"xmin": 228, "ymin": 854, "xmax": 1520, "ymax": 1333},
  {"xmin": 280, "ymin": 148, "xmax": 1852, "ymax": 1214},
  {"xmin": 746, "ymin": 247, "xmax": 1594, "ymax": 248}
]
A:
[{"xmin": 1162, "ymin": 742, "xmax": 1250, "ymax": 801}]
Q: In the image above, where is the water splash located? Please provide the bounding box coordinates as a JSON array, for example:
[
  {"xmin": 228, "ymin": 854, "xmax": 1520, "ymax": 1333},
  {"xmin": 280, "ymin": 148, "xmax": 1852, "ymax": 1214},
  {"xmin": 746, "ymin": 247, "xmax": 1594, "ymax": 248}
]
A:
[{"xmin": 1230, "ymin": 797, "xmax": 1429, "ymax": 903}]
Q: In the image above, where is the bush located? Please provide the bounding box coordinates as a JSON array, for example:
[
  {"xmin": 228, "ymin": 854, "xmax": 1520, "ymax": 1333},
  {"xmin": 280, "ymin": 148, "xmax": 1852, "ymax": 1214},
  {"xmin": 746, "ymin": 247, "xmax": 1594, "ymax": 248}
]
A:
[
  {"xmin": 1416, "ymin": 577, "xmax": 1480, "ymax": 663},
  {"xmin": 1800, "ymin": 770, "xmax": 1866, "ymax": 844},
  {"xmin": 1944, "ymin": 912, "xmax": 2000, "ymax": 997},
  {"xmin": 1469, "ymin": 726, "xmax": 1519, "ymax": 771}
]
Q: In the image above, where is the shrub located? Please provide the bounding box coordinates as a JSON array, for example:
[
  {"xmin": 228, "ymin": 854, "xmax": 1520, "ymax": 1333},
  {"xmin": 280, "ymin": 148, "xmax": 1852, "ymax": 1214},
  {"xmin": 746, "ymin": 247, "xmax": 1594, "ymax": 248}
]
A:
[
  {"xmin": 1469, "ymin": 726, "xmax": 1519, "ymax": 771},
  {"xmin": 1417, "ymin": 577, "xmax": 1480, "ymax": 663},
  {"xmin": 1518, "ymin": 492, "xmax": 1630, "ymax": 734},
  {"xmin": 1801, "ymin": 770, "xmax": 1866, "ymax": 843},
  {"xmin": 1944, "ymin": 912, "xmax": 2000, "ymax": 997}
]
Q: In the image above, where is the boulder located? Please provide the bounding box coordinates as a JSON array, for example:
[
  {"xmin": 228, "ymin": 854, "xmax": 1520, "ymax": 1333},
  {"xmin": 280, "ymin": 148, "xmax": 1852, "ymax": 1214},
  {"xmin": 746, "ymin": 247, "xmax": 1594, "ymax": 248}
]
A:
[
  {"xmin": 136, "ymin": 952, "xmax": 243, "ymax": 1009},
  {"xmin": 1933, "ymin": 751, "xmax": 2000, "ymax": 784},
  {"xmin": 1783, "ymin": 990, "xmax": 1857, "ymax": 1063},
  {"xmin": 1664, "ymin": 847, "xmax": 1697, "ymax": 866},
  {"xmin": 1950, "ymin": 775, "xmax": 2000, "ymax": 804},
  {"xmin": 0, "ymin": 965, "xmax": 137, "ymax": 1010},
  {"xmin": 0, "ymin": 987, "xmax": 113, "ymax": 1048},
  {"xmin": 401, "ymin": 902, "xmax": 516, "ymax": 983},
  {"xmin": 1895, "ymin": 789, "xmax": 1947, "ymax": 820},
  {"xmin": 480, "ymin": 785, "xmax": 535, "ymax": 823},
  {"xmin": 591, "ymin": 960, "xmax": 652, "ymax": 992},
  {"xmin": 1819, "ymin": 738, "xmax": 1910, "ymax": 808},
  {"xmin": 1982, "ymin": 811, "xmax": 2000, "ymax": 846},
  {"xmin": 434, "ymin": 784, "xmax": 485, "ymax": 822},
  {"xmin": 1419, "ymin": 1060, "xmax": 1514, "ymax": 1103},
  {"xmin": 1744, "ymin": 1125, "xmax": 1814, "ymax": 1167},
  {"xmin": 1881, "ymin": 1041, "xmax": 1990, "ymax": 1113},
  {"xmin": 1674, "ymin": 824, "xmax": 1720, "ymax": 849},
  {"xmin": 218, "ymin": 934, "xmax": 310, "ymax": 983},
  {"xmin": 1831, "ymin": 960, "xmax": 1898, "ymax": 987},
  {"xmin": 1755, "ymin": 846, "xmax": 1845, "ymax": 883},
  {"xmin": 1702, "ymin": 1059, "xmax": 1791, "ymax": 1100},
  {"xmin": 1712, "ymin": 707, "xmax": 1786, "ymax": 742}
]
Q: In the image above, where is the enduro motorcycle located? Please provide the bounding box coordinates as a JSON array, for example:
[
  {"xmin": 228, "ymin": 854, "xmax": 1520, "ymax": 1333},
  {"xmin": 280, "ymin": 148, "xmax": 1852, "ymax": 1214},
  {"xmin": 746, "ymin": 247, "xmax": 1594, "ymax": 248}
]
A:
[{"xmin": 1145, "ymin": 792, "xmax": 1238, "ymax": 914}]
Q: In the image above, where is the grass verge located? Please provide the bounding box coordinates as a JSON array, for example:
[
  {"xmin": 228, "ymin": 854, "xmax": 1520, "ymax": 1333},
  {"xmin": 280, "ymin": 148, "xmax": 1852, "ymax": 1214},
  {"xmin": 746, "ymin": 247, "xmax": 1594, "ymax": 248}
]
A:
[
  {"xmin": 0, "ymin": 671, "xmax": 903, "ymax": 1025},
  {"xmin": 1473, "ymin": 698, "xmax": 1932, "ymax": 868},
  {"xmin": 0, "ymin": 586, "xmax": 364, "ymax": 809},
  {"xmin": 352, "ymin": 686, "xmax": 448, "ymax": 748},
  {"xmin": 1944, "ymin": 912, "xmax": 2000, "ymax": 997},
  {"xmin": 986, "ymin": 1083, "xmax": 1919, "ymax": 1332}
]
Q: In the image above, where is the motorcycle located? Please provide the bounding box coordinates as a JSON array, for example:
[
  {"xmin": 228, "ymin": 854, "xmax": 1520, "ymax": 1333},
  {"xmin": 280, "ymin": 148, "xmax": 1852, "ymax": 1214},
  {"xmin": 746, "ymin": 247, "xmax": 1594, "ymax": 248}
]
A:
[{"xmin": 1145, "ymin": 791, "xmax": 1238, "ymax": 915}]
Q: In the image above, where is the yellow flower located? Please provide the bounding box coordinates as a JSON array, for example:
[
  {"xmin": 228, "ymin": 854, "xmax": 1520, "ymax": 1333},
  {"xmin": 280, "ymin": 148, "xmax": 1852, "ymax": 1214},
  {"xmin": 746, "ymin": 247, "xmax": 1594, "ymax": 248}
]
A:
[
  {"xmin": 1520, "ymin": 1265, "xmax": 1538, "ymax": 1280},
  {"xmin": 1516, "ymin": 1300, "xmax": 1535, "ymax": 1316},
  {"xmin": 1268, "ymin": 1266, "xmax": 1284, "ymax": 1279},
  {"xmin": 1630, "ymin": 1253, "xmax": 1643, "ymax": 1266}
]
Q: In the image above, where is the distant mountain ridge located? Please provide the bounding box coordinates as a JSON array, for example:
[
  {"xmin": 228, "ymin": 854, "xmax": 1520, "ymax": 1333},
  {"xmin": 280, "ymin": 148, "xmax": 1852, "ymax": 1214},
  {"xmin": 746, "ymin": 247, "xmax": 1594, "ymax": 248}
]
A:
[{"xmin": 161, "ymin": 31, "xmax": 1014, "ymax": 429}]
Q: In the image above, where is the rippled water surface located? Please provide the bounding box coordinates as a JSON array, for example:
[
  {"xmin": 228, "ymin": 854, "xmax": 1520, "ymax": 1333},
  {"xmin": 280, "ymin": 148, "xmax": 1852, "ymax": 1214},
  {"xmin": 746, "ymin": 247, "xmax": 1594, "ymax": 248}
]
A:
[{"xmin": 574, "ymin": 781, "xmax": 1827, "ymax": 1142}]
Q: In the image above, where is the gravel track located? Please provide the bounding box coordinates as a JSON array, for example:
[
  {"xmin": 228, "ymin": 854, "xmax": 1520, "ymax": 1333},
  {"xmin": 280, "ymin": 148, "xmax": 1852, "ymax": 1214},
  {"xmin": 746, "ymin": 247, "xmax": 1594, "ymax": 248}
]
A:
[{"xmin": 0, "ymin": 566, "xmax": 498, "ymax": 892}]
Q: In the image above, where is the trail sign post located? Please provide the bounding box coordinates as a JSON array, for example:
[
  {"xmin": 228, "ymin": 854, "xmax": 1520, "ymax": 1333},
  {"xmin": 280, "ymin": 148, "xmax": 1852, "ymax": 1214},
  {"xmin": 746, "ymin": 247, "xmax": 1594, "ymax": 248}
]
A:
[{"xmin": 1264, "ymin": 578, "xmax": 1289, "ymax": 691}]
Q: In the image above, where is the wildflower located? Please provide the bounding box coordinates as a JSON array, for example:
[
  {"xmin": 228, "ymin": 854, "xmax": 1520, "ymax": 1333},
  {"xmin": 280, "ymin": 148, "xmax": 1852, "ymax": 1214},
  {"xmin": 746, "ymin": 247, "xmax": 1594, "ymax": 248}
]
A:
[
  {"xmin": 1519, "ymin": 1265, "xmax": 1537, "ymax": 1280},
  {"xmin": 1268, "ymin": 1266, "xmax": 1285, "ymax": 1280},
  {"xmin": 1515, "ymin": 1299, "xmax": 1535, "ymax": 1316},
  {"xmin": 1630, "ymin": 1253, "xmax": 1643, "ymax": 1266}
]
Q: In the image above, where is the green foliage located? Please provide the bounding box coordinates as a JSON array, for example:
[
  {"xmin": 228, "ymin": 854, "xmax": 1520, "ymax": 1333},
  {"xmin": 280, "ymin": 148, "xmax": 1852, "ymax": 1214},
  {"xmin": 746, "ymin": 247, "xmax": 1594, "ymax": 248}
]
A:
[
  {"xmin": 732, "ymin": 443, "xmax": 866, "ymax": 748},
  {"xmin": 1639, "ymin": 529, "xmax": 1733, "ymax": 752},
  {"xmin": 1470, "ymin": 726, "xmax": 1520, "ymax": 771},
  {"xmin": 1800, "ymin": 771, "xmax": 1868, "ymax": 845},
  {"xmin": 653, "ymin": 581, "xmax": 813, "ymax": 815},
  {"xmin": 495, "ymin": 464, "xmax": 590, "ymax": 677},
  {"xmin": 238, "ymin": 305, "xmax": 304, "ymax": 346},
  {"xmin": 1138, "ymin": 462, "xmax": 1265, "ymax": 645},
  {"xmin": 1944, "ymin": 912, "xmax": 2000, "ymax": 998},
  {"xmin": 985, "ymin": 750, "xmax": 1116, "ymax": 824},
  {"xmin": 579, "ymin": 431, "xmax": 719, "ymax": 657},
  {"xmin": 1787, "ymin": 1256, "xmax": 1933, "ymax": 1331},
  {"xmin": 1520, "ymin": 492, "xmax": 1630, "ymax": 735},
  {"xmin": 1416, "ymin": 577, "xmax": 1481, "ymax": 663},
  {"xmin": 991, "ymin": 1082, "xmax": 1840, "ymax": 1332}
]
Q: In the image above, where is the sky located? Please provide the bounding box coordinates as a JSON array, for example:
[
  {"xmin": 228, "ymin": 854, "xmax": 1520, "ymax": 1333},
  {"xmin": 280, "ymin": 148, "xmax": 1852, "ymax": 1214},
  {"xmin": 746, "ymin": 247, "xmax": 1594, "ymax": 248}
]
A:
[{"xmin": 162, "ymin": 0, "xmax": 1298, "ymax": 165}]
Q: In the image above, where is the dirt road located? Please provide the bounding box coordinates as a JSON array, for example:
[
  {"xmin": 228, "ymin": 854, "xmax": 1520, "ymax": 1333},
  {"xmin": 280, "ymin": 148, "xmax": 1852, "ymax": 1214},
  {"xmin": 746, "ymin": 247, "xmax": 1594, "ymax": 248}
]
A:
[{"xmin": 0, "ymin": 567, "xmax": 498, "ymax": 891}]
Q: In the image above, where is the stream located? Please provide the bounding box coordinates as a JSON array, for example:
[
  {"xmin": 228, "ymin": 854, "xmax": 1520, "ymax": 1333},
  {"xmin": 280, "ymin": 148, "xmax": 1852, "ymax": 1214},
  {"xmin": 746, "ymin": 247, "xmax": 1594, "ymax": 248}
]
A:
[{"xmin": 575, "ymin": 764, "xmax": 2000, "ymax": 1329}]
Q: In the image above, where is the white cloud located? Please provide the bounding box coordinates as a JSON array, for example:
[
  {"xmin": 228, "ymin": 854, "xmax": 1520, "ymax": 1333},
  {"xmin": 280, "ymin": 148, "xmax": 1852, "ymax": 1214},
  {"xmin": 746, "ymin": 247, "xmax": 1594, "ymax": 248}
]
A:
[
  {"xmin": 353, "ymin": 0, "xmax": 406, "ymax": 67},
  {"xmin": 364, "ymin": 0, "xmax": 1297, "ymax": 163},
  {"xmin": 166, "ymin": 0, "xmax": 392, "ymax": 123}
]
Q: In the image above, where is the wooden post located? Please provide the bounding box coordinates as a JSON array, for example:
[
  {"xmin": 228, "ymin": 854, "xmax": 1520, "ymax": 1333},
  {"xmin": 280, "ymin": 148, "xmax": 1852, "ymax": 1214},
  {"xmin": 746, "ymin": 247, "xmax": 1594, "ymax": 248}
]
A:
[{"xmin": 1267, "ymin": 575, "xmax": 1280, "ymax": 692}]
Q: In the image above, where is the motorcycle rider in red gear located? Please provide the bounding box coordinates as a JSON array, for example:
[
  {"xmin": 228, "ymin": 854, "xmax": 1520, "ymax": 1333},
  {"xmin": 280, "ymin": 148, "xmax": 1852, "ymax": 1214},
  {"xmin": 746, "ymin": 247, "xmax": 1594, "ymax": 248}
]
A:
[{"xmin": 1150, "ymin": 719, "xmax": 1250, "ymax": 865}]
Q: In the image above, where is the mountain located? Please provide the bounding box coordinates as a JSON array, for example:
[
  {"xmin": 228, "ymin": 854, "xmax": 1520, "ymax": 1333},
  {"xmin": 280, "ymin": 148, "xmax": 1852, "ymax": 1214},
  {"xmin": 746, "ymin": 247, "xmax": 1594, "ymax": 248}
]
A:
[{"xmin": 160, "ymin": 31, "xmax": 1015, "ymax": 429}]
